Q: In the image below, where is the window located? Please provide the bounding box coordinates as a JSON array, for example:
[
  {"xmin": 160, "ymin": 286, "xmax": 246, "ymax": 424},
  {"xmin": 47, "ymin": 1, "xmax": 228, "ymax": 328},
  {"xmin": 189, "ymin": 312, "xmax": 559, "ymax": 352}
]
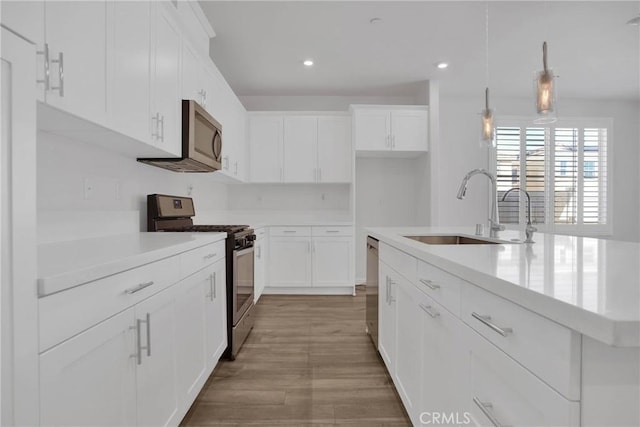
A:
[{"xmin": 493, "ymin": 118, "xmax": 610, "ymax": 235}]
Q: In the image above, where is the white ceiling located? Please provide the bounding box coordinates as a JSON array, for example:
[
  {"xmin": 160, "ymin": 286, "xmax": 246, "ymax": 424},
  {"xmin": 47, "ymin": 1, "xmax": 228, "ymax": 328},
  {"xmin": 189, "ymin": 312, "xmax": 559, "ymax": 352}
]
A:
[{"xmin": 200, "ymin": 1, "xmax": 640, "ymax": 100}]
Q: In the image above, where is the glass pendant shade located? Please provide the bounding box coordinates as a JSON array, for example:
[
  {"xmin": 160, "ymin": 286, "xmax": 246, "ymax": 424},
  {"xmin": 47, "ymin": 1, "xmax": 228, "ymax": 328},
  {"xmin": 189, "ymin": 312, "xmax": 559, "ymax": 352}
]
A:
[
  {"xmin": 480, "ymin": 87, "xmax": 495, "ymax": 145},
  {"xmin": 533, "ymin": 41, "xmax": 557, "ymax": 124}
]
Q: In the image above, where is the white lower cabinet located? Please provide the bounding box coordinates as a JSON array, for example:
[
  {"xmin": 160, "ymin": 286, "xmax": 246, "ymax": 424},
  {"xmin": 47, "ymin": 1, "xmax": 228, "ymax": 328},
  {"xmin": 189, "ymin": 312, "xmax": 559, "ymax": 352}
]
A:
[
  {"xmin": 378, "ymin": 243, "xmax": 584, "ymax": 427},
  {"xmin": 269, "ymin": 236, "xmax": 312, "ymax": 287},
  {"xmin": 467, "ymin": 326, "xmax": 580, "ymax": 427},
  {"xmin": 204, "ymin": 259, "xmax": 227, "ymax": 371},
  {"xmin": 393, "ymin": 273, "xmax": 423, "ymax": 422},
  {"xmin": 267, "ymin": 226, "xmax": 354, "ymax": 291},
  {"xmin": 378, "ymin": 261, "xmax": 397, "ymax": 375},
  {"xmin": 134, "ymin": 285, "xmax": 180, "ymax": 427},
  {"xmin": 39, "ymin": 309, "xmax": 137, "ymax": 427},
  {"xmin": 254, "ymin": 232, "xmax": 267, "ymax": 302},
  {"xmin": 311, "ymin": 236, "xmax": 352, "ymax": 287},
  {"xmin": 420, "ymin": 294, "xmax": 468, "ymax": 427},
  {"xmin": 39, "ymin": 243, "xmax": 227, "ymax": 427}
]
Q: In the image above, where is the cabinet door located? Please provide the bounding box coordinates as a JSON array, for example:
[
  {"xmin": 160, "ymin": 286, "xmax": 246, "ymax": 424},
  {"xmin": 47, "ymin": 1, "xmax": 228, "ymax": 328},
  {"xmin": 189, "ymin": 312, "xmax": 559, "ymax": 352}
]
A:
[
  {"xmin": 391, "ymin": 110, "xmax": 428, "ymax": 151},
  {"xmin": 151, "ymin": 4, "xmax": 181, "ymax": 156},
  {"xmin": 107, "ymin": 1, "xmax": 151, "ymax": 144},
  {"xmin": 175, "ymin": 272, "xmax": 207, "ymax": 406},
  {"xmin": 317, "ymin": 116, "xmax": 351, "ymax": 183},
  {"xmin": 269, "ymin": 237, "xmax": 312, "ymax": 287},
  {"xmin": 312, "ymin": 237, "xmax": 352, "ymax": 287},
  {"xmin": 205, "ymin": 259, "xmax": 227, "ymax": 370},
  {"xmin": 44, "ymin": 1, "xmax": 107, "ymax": 125},
  {"xmin": 354, "ymin": 109, "xmax": 390, "ymax": 151},
  {"xmin": 467, "ymin": 326, "xmax": 579, "ymax": 427},
  {"xmin": 181, "ymin": 41, "xmax": 201, "ymax": 103},
  {"xmin": 283, "ymin": 116, "xmax": 317, "ymax": 182},
  {"xmin": 39, "ymin": 309, "xmax": 137, "ymax": 427},
  {"xmin": 420, "ymin": 296, "xmax": 469, "ymax": 427},
  {"xmin": 254, "ymin": 239, "xmax": 266, "ymax": 302},
  {"xmin": 378, "ymin": 261, "xmax": 396, "ymax": 374},
  {"xmin": 135, "ymin": 286, "xmax": 179, "ymax": 427},
  {"xmin": 394, "ymin": 277, "xmax": 424, "ymax": 423},
  {"xmin": 248, "ymin": 115, "xmax": 283, "ymax": 182}
]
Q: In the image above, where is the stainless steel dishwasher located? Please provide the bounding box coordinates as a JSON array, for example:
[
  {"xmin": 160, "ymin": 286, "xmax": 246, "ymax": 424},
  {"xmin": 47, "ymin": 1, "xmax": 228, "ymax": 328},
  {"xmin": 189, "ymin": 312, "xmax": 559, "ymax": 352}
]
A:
[{"xmin": 366, "ymin": 236, "xmax": 379, "ymax": 349}]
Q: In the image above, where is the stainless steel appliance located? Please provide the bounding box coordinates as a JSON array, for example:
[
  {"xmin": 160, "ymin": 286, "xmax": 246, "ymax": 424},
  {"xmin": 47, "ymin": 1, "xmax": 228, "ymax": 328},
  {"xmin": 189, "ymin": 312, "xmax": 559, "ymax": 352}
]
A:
[
  {"xmin": 138, "ymin": 100, "xmax": 222, "ymax": 173},
  {"xmin": 147, "ymin": 194, "xmax": 255, "ymax": 360},
  {"xmin": 366, "ymin": 236, "xmax": 379, "ymax": 348}
]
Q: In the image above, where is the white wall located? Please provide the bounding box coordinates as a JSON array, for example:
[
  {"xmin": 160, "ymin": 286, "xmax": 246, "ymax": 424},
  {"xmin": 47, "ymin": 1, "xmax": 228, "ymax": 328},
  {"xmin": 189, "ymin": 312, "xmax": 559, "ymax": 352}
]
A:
[
  {"xmin": 434, "ymin": 94, "xmax": 640, "ymax": 242},
  {"xmin": 355, "ymin": 156, "xmax": 427, "ymax": 281},
  {"xmin": 37, "ymin": 131, "xmax": 229, "ymax": 243}
]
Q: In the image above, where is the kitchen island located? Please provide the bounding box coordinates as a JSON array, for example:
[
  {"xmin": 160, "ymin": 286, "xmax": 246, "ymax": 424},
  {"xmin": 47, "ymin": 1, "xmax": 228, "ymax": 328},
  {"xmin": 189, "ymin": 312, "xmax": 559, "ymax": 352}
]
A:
[{"xmin": 367, "ymin": 226, "xmax": 639, "ymax": 426}]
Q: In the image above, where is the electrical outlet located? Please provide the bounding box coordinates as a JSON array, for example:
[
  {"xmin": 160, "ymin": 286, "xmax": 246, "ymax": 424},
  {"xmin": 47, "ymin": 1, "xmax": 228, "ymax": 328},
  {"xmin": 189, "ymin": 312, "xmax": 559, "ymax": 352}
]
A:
[
  {"xmin": 187, "ymin": 184, "xmax": 194, "ymax": 196},
  {"xmin": 84, "ymin": 178, "xmax": 93, "ymax": 200}
]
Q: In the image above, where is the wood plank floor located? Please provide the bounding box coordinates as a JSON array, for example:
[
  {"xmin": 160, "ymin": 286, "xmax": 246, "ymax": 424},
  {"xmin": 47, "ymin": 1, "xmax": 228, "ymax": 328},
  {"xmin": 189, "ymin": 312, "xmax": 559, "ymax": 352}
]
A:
[{"xmin": 180, "ymin": 286, "xmax": 411, "ymax": 426}]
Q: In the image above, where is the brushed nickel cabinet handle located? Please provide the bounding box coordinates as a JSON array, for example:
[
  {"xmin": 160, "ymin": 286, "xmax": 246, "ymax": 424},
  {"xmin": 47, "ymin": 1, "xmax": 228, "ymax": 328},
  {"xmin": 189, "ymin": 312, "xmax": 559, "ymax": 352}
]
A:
[
  {"xmin": 145, "ymin": 313, "xmax": 151, "ymax": 357},
  {"xmin": 203, "ymin": 253, "xmax": 217, "ymax": 260},
  {"xmin": 213, "ymin": 272, "xmax": 217, "ymax": 299},
  {"xmin": 159, "ymin": 115, "xmax": 165, "ymax": 142},
  {"xmin": 135, "ymin": 318, "xmax": 143, "ymax": 365},
  {"xmin": 151, "ymin": 113, "xmax": 160, "ymax": 140},
  {"xmin": 471, "ymin": 312, "xmax": 513, "ymax": 337},
  {"xmin": 473, "ymin": 397, "xmax": 503, "ymax": 427},
  {"xmin": 125, "ymin": 281, "xmax": 154, "ymax": 295},
  {"xmin": 36, "ymin": 43, "xmax": 50, "ymax": 90},
  {"xmin": 420, "ymin": 279, "xmax": 440, "ymax": 290},
  {"xmin": 50, "ymin": 51, "xmax": 64, "ymax": 96},
  {"xmin": 419, "ymin": 304, "xmax": 440, "ymax": 318}
]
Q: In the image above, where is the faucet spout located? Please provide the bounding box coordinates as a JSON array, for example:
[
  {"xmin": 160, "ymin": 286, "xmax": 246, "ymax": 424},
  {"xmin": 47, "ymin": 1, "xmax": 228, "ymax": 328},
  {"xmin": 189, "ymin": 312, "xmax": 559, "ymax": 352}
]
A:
[
  {"xmin": 501, "ymin": 187, "xmax": 537, "ymax": 243},
  {"xmin": 456, "ymin": 169, "xmax": 504, "ymax": 238}
]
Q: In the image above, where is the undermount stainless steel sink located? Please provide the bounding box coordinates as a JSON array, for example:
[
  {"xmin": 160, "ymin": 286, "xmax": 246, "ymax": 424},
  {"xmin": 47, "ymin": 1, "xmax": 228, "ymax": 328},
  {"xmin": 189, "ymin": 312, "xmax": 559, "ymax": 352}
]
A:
[{"xmin": 404, "ymin": 235, "xmax": 500, "ymax": 245}]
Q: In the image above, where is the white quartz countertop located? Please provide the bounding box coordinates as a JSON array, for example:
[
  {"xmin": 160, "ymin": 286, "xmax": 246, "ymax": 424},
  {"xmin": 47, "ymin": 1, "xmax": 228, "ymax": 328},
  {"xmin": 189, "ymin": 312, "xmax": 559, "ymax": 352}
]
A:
[
  {"xmin": 367, "ymin": 226, "xmax": 640, "ymax": 347},
  {"xmin": 38, "ymin": 232, "xmax": 226, "ymax": 297}
]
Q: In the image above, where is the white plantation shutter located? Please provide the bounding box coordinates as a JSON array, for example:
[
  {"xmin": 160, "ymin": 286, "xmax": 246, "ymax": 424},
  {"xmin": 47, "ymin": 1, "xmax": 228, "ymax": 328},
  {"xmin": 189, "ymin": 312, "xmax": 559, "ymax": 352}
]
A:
[{"xmin": 494, "ymin": 118, "xmax": 611, "ymax": 235}]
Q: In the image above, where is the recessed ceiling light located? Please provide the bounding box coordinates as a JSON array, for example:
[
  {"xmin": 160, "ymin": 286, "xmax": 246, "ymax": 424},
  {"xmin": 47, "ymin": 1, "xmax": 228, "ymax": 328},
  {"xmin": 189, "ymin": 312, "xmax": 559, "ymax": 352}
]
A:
[
  {"xmin": 435, "ymin": 62, "xmax": 449, "ymax": 69},
  {"xmin": 627, "ymin": 15, "xmax": 640, "ymax": 26},
  {"xmin": 370, "ymin": 17, "xmax": 382, "ymax": 25},
  {"xmin": 303, "ymin": 59, "xmax": 314, "ymax": 67}
]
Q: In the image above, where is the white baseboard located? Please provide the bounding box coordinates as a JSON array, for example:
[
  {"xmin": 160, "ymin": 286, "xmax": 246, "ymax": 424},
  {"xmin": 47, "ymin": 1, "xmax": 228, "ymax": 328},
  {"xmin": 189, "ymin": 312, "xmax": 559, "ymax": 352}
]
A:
[{"xmin": 263, "ymin": 286, "xmax": 355, "ymax": 296}]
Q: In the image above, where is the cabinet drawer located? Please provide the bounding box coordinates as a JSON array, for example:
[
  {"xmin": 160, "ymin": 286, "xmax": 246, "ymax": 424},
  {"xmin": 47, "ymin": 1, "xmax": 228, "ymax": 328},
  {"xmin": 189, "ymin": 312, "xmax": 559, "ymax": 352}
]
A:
[
  {"xmin": 312, "ymin": 226, "xmax": 353, "ymax": 237},
  {"xmin": 270, "ymin": 226, "xmax": 311, "ymax": 237},
  {"xmin": 461, "ymin": 283, "xmax": 581, "ymax": 400},
  {"xmin": 417, "ymin": 260, "xmax": 461, "ymax": 316},
  {"xmin": 180, "ymin": 240, "xmax": 225, "ymax": 278},
  {"xmin": 468, "ymin": 327, "xmax": 580, "ymax": 427},
  {"xmin": 39, "ymin": 256, "xmax": 181, "ymax": 352},
  {"xmin": 255, "ymin": 227, "xmax": 267, "ymax": 240},
  {"xmin": 379, "ymin": 243, "xmax": 417, "ymax": 285}
]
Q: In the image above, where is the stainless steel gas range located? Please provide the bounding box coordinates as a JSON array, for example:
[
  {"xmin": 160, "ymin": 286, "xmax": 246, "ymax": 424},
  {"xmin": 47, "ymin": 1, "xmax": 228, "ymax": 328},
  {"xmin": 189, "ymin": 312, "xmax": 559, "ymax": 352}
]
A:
[{"xmin": 147, "ymin": 194, "xmax": 255, "ymax": 360}]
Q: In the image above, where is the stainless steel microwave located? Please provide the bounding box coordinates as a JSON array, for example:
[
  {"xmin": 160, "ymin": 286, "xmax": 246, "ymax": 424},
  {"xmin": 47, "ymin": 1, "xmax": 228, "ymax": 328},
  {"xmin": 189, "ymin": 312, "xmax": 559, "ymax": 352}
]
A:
[{"xmin": 137, "ymin": 100, "xmax": 222, "ymax": 172}]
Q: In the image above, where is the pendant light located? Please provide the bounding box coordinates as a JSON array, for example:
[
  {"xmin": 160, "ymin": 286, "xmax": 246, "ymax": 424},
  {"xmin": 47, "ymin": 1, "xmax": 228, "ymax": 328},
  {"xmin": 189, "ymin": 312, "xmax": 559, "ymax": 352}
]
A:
[
  {"xmin": 533, "ymin": 41, "xmax": 557, "ymax": 124},
  {"xmin": 480, "ymin": 2, "xmax": 495, "ymax": 145}
]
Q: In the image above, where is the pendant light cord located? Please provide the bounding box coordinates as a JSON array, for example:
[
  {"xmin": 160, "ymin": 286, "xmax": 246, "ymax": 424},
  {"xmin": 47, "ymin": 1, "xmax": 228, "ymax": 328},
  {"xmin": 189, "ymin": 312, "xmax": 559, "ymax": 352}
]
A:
[
  {"xmin": 542, "ymin": 41, "xmax": 548, "ymax": 72},
  {"xmin": 485, "ymin": 2, "xmax": 490, "ymax": 88}
]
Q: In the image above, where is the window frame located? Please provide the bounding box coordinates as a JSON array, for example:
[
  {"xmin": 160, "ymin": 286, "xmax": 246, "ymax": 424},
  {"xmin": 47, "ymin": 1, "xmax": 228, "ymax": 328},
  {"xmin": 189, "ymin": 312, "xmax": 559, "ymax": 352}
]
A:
[{"xmin": 490, "ymin": 116, "xmax": 613, "ymax": 237}]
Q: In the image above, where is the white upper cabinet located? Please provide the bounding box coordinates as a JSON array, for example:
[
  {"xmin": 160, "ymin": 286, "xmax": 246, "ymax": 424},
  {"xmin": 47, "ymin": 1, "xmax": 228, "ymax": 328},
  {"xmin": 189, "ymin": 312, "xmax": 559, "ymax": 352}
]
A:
[
  {"xmin": 283, "ymin": 116, "xmax": 317, "ymax": 183},
  {"xmin": 44, "ymin": 1, "xmax": 107, "ymax": 125},
  {"xmin": 249, "ymin": 115, "xmax": 284, "ymax": 183},
  {"xmin": 180, "ymin": 40, "xmax": 201, "ymax": 103},
  {"xmin": 352, "ymin": 105, "xmax": 428, "ymax": 153},
  {"xmin": 150, "ymin": 4, "xmax": 182, "ymax": 157},
  {"xmin": 391, "ymin": 110, "xmax": 429, "ymax": 151},
  {"xmin": 249, "ymin": 113, "xmax": 352, "ymax": 184},
  {"xmin": 353, "ymin": 109, "xmax": 390, "ymax": 151},
  {"xmin": 317, "ymin": 116, "xmax": 352, "ymax": 183},
  {"xmin": 107, "ymin": 1, "xmax": 151, "ymax": 144}
]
